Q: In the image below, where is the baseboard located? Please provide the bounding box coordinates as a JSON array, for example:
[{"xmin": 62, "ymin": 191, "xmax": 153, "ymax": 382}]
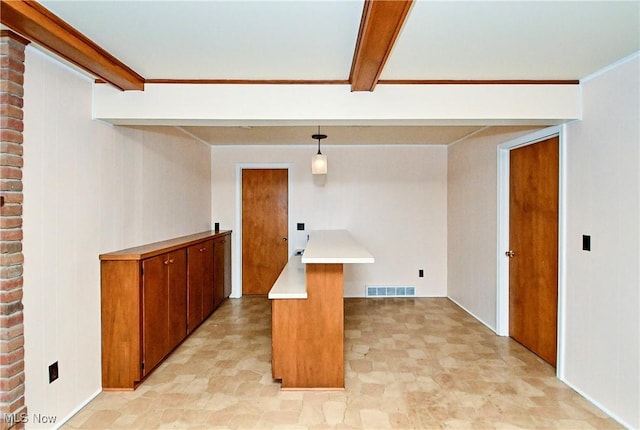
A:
[
  {"xmin": 447, "ymin": 298, "xmax": 634, "ymax": 428},
  {"xmin": 558, "ymin": 378, "xmax": 635, "ymax": 429},
  {"xmin": 53, "ymin": 388, "xmax": 101, "ymax": 430},
  {"xmin": 446, "ymin": 296, "xmax": 498, "ymax": 334}
]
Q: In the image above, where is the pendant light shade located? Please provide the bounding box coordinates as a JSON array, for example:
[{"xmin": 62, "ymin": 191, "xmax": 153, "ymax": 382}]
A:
[
  {"xmin": 311, "ymin": 126, "xmax": 328, "ymax": 175},
  {"xmin": 312, "ymin": 153, "xmax": 328, "ymax": 175}
]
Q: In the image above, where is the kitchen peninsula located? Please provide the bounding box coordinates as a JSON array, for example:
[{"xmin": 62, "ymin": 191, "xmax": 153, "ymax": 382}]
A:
[{"xmin": 269, "ymin": 230, "xmax": 374, "ymax": 389}]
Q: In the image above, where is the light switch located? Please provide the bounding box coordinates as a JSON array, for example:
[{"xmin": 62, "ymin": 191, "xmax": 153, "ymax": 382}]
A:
[{"xmin": 582, "ymin": 235, "xmax": 591, "ymax": 251}]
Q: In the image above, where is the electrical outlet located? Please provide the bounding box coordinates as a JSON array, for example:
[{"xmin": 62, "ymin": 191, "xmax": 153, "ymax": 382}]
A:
[
  {"xmin": 49, "ymin": 361, "xmax": 59, "ymax": 383},
  {"xmin": 582, "ymin": 235, "xmax": 591, "ymax": 251},
  {"xmin": 419, "ymin": 269, "xmax": 424, "ymax": 278}
]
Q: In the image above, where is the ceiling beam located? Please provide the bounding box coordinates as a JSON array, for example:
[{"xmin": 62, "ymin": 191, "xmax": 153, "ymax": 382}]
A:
[
  {"xmin": 0, "ymin": 0, "xmax": 144, "ymax": 91},
  {"xmin": 349, "ymin": 0, "xmax": 413, "ymax": 92}
]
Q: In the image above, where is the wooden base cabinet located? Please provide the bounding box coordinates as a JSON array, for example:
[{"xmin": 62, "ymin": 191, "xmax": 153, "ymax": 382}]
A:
[
  {"xmin": 187, "ymin": 240, "xmax": 214, "ymax": 334},
  {"xmin": 100, "ymin": 230, "xmax": 231, "ymax": 390},
  {"xmin": 142, "ymin": 250, "xmax": 187, "ymax": 374},
  {"xmin": 214, "ymin": 234, "xmax": 232, "ymax": 307}
]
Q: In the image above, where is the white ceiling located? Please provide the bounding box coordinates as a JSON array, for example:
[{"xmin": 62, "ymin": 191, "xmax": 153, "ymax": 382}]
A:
[{"xmin": 34, "ymin": 0, "xmax": 640, "ymax": 145}]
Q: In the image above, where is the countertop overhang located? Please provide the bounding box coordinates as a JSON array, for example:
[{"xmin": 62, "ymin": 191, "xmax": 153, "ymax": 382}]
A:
[
  {"xmin": 268, "ymin": 230, "xmax": 374, "ymax": 300},
  {"xmin": 300, "ymin": 230, "xmax": 375, "ymax": 264}
]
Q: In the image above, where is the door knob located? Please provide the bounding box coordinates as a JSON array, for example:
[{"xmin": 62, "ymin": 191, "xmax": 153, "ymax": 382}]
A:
[
  {"xmin": 505, "ymin": 250, "xmax": 515, "ymax": 258},
  {"xmin": 282, "ymin": 237, "xmax": 288, "ymax": 242}
]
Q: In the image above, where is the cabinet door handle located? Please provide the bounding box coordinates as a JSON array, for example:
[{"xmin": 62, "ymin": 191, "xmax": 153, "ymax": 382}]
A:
[
  {"xmin": 164, "ymin": 260, "xmax": 169, "ymax": 265},
  {"xmin": 199, "ymin": 248, "xmax": 205, "ymax": 252},
  {"xmin": 169, "ymin": 259, "xmax": 174, "ymax": 264}
]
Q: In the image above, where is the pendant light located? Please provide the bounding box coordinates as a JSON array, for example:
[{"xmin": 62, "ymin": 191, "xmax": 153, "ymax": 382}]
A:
[{"xmin": 311, "ymin": 126, "xmax": 328, "ymax": 175}]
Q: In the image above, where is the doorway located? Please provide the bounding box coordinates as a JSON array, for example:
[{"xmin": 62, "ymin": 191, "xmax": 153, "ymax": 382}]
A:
[
  {"xmin": 497, "ymin": 126, "xmax": 566, "ymax": 372},
  {"xmin": 508, "ymin": 136, "xmax": 559, "ymax": 366},
  {"xmin": 241, "ymin": 168, "xmax": 289, "ymax": 295}
]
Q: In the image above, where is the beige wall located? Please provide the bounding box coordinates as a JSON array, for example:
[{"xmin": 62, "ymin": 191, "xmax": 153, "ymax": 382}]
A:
[
  {"xmin": 447, "ymin": 126, "xmax": 541, "ymax": 327},
  {"xmin": 22, "ymin": 48, "xmax": 212, "ymax": 427},
  {"xmin": 446, "ymin": 54, "xmax": 639, "ymax": 427},
  {"xmin": 211, "ymin": 144, "xmax": 448, "ymax": 298},
  {"xmin": 563, "ymin": 55, "xmax": 639, "ymax": 428}
]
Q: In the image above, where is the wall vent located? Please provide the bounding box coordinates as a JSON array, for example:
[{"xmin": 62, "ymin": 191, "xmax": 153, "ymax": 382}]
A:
[{"xmin": 365, "ymin": 286, "xmax": 416, "ymax": 298}]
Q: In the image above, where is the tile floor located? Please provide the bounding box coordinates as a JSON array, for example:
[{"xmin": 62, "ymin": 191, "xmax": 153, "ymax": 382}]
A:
[{"xmin": 64, "ymin": 297, "xmax": 619, "ymax": 429}]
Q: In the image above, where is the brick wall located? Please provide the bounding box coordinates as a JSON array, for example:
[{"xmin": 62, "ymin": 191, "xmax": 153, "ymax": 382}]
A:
[{"xmin": 0, "ymin": 30, "xmax": 28, "ymax": 430}]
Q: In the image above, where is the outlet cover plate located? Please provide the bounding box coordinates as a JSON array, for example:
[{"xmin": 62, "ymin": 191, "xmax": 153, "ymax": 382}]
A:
[{"xmin": 49, "ymin": 361, "xmax": 59, "ymax": 383}]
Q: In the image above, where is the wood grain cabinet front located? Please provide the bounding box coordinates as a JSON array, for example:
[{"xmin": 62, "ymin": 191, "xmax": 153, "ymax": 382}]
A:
[
  {"xmin": 187, "ymin": 240, "xmax": 214, "ymax": 334},
  {"xmin": 141, "ymin": 249, "xmax": 187, "ymax": 375},
  {"xmin": 100, "ymin": 230, "xmax": 231, "ymax": 390}
]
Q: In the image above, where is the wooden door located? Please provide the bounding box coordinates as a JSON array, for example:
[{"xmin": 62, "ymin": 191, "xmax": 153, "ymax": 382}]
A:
[
  {"xmin": 508, "ymin": 136, "xmax": 559, "ymax": 366},
  {"xmin": 242, "ymin": 169, "xmax": 289, "ymax": 295},
  {"xmin": 167, "ymin": 249, "xmax": 187, "ymax": 350},
  {"xmin": 142, "ymin": 255, "xmax": 169, "ymax": 375}
]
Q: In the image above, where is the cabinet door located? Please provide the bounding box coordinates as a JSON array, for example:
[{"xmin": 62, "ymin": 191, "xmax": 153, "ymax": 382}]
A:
[
  {"xmin": 167, "ymin": 249, "xmax": 187, "ymax": 350},
  {"xmin": 213, "ymin": 236, "xmax": 226, "ymax": 309},
  {"xmin": 223, "ymin": 235, "xmax": 232, "ymax": 298},
  {"xmin": 201, "ymin": 240, "xmax": 215, "ymax": 318},
  {"xmin": 187, "ymin": 243, "xmax": 205, "ymax": 333},
  {"xmin": 142, "ymin": 255, "xmax": 170, "ymax": 375}
]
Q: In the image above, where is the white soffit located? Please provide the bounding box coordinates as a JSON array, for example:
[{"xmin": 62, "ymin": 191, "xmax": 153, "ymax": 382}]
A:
[
  {"xmin": 179, "ymin": 125, "xmax": 485, "ymax": 146},
  {"xmin": 92, "ymin": 83, "xmax": 581, "ymax": 126}
]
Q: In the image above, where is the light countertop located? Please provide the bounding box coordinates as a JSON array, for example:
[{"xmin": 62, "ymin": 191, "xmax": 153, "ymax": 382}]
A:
[
  {"xmin": 268, "ymin": 230, "xmax": 374, "ymax": 300},
  {"xmin": 268, "ymin": 255, "xmax": 307, "ymax": 299},
  {"xmin": 301, "ymin": 230, "xmax": 375, "ymax": 264}
]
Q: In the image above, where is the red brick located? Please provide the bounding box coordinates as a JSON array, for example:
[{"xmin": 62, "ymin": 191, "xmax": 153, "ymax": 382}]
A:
[
  {"xmin": 4, "ymin": 361, "xmax": 25, "ymax": 381},
  {"xmin": 0, "ymin": 141, "xmax": 24, "ymax": 155},
  {"xmin": 0, "ymin": 277, "xmax": 22, "ymax": 291},
  {"xmin": 0, "ymin": 370, "xmax": 24, "ymax": 392},
  {"xmin": 0, "ymin": 42, "xmax": 26, "ymax": 61},
  {"xmin": 0, "ymin": 167, "xmax": 21, "ymax": 179},
  {"xmin": 0, "ymin": 69, "xmax": 23, "ymax": 86},
  {"xmin": 0, "ymin": 253, "xmax": 23, "ymax": 265},
  {"xmin": 0, "ymin": 242, "xmax": 21, "ymax": 254},
  {"xmin": 0, "ymin": 383, "xmax": 24, "ymax": 403},
  {"xmin": 0, "ymin": 204, "xmax": 22, "ymax": 216},
  {"xmin": 0, "ymin": 56, "xmax": 26, "ymax": 74},
  {"xmin": 0, "ymin": 93, "xmax": 23, "ymax": 108},
  {"xmin": 0, "ymin": 289, "xmax": 22, "ymax": 304},
  {"xmin": 0, "ymin": 193, "xmax": 21, "ymax": 205},
  {"xmin": 0, "ymin": 155, "xmax": 23, "ymax": 168},
  {"xmin": 0, "ymin": 105, "xmax": 22, "ymax": 120},
  {"xmin": 0, "ymin": 323, "xmax": 23, "ymax": 341},
  {"xmin": 0, "ymin": 336, "xmax": 24, "ymax": 354},
  {"xmin": 0, "ymin": 81, "xmax": 23, "ymax": 98},
  {"xmin": 0, "ymin": 265, "xmax": 22, "ymax": 279},
  {"xmin": 0, "ymin": 300, "xmax": 23, "ymax": 316},
  {"xmin": 0, "ymin": 229, "xmax": 22, "ymax": 241},
  {"xmin": 0, "ymin": 117, "xmax": 23, "ymax": 132},
  {"xmin": 0, "ymin": 218, "xmax": 21, "ymax": 229},
  {"xmin": 0, "ymin": 180, "xmax": 22, "ymax": 192},
  {"xmin": 0, "ymin": 204, "xmax": 22, "ymax": 217},
  {"xmin": 0, "ymin": 335, "xmax": 23, "ymax": 353},
  {"xmin": 0, "ymin": 345, "xmax": 23, "ymax": 365}
]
